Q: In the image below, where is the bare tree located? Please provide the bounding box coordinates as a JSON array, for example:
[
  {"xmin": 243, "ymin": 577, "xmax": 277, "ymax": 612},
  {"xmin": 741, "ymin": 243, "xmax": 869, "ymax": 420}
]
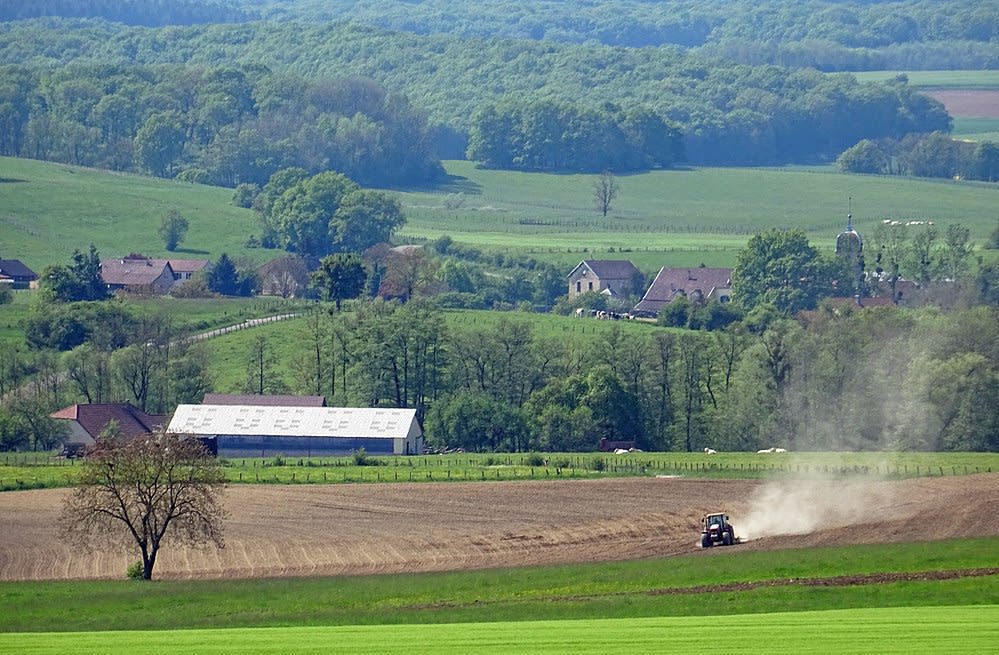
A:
[
  {"xmin": 592, "ymin": 170, "xmax": 619, "ymax": 217},
  {"xmin": 60, "ymin": 432, "xmax": 227, "ymax": 580}
]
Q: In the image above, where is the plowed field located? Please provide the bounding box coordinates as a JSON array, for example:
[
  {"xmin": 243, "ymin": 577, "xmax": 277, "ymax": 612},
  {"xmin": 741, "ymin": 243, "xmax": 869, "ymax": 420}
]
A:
[{"xmin": 1, "ymin": 474, "xmax": 998, "ymax": 581}]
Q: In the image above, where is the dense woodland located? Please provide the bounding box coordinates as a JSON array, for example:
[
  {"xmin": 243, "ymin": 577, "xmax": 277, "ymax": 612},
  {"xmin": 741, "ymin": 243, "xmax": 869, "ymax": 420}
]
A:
[
  {"xmin": 0, "ymin": 24, "xmax": 953, "ymax": 173},
  {"xmin": 23, "ymin": 0, "xmax": 992, "ymax": 70}
]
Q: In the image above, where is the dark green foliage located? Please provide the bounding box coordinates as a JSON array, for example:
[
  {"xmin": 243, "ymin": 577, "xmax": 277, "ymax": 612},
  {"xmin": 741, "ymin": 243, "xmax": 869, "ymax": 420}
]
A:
[
  {"xmin": 468, "ymin": 99, "xmax": 683, "ymax": 172},
  {"xmin": 732, "ymin": 229, "xmax": 837, "ymax": 314},
  {"xmin": 158, "ymin": 209, "xmax": 189, "ymax": 251},
  {"xmin": 206, "ymin": 253, "xmax": 255, "ymax": 297},
  {"xmin": 425, "ymin": 391, "xmax": 531, "ymax": 452},
  {"xmin": 24, "ymin": 301, "xmax": 135, "ymax": 351},
  {"xmin": 0, "ymin": 19, "xmax": 956, "ymax": 171},
  {"xmin": 41, "ymin": 245, "xmax": 110, "ymax": 303},
  {"xmin": 311, "ymin": 253, "xmax": 367, "ymax": 310},
  {"xmin": 0, "ymin": 0, "xmax": 253, "ymax": 26}
]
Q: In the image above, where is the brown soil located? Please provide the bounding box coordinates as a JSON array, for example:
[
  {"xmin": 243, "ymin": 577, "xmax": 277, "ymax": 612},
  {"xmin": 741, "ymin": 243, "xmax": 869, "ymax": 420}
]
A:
[
  {"xmin": 1, "ymin": 473, "xmax": 998, "ymax": 581},
  {"xmin": 924, "ymin": 89, "xmax": 999, "ymax": 118}
]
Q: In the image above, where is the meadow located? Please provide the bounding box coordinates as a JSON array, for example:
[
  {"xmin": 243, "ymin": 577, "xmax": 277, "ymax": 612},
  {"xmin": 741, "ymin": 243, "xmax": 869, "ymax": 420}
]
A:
[
  {"xmin": 1, "ymin": 537, "xmax": 997, "ymax": 653},
  {"xmin": 3, "ymin": 156, "xmax": 998, "ymax": 278},
  {"xmin": 4, "ymin": 450, "xmax": 997, "ymax": 491}
]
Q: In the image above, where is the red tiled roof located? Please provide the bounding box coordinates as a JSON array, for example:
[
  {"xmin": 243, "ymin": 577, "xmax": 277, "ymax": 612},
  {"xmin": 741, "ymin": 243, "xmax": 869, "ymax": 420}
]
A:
[
  {"xmin": 50, "ymin": 403, "xmax": 166, "ymax": 441},
  {"xmin": 633, "ymin": 266, "xmax": 732, "ymax": 314},
  {"xmin": 101, "ymin": 256, "xmax": 173, "ymax": 286}
]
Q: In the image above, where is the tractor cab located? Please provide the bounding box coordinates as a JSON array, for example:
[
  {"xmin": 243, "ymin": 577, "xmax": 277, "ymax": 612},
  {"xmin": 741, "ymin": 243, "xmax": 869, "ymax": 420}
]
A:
[{"xmin": 701, "ymin": 512, "xmax": 737, "ymax": 547}]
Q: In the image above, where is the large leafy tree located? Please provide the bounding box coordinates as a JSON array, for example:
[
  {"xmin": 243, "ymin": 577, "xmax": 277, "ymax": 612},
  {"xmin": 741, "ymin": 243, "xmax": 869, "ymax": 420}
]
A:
[
  {"xmin": 732, "ymin": 228, "xmax": 837, "ymax": 314},
  {"xmin": 271, "ymin": 171, "xmax": 359, "ymax": 256},
  {"xmin": 60, "ymin": 432, "xmax": 227, "ymax": 581},
  {"xmin": 157, "ymin": 208, "xmax": 189, "ymax": 251},
  {"xmin": 311, "ymin": 253, "xmax": 368, "ymax": 310},
  {"xmin": 331, "ymin": 189, "xmax": 405, "ymax": 254}
]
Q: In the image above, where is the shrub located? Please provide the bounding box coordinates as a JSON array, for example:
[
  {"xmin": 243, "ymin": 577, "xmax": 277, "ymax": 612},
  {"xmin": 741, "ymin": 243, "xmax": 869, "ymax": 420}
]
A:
[
  {"xmin": 525, "ymin": 452, "xmax": 546, "ymax": 467},
  {"xmin": 126, "ymin": 560, "xmax": 143, "ymax": 580},
  {"xmin": 592, "ymin": 457, "xmax": 606, "ymax": 472}
]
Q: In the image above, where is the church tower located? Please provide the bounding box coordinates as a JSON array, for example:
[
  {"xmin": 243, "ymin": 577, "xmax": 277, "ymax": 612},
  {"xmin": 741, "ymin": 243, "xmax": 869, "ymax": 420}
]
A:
[{"xmin": 835, "ymin": 212, "xmax": 865, "ymax": 296}]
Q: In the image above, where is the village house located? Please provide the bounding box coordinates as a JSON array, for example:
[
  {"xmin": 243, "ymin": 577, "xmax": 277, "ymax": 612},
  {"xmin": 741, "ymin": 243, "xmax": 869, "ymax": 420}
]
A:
[
  {"xmin": 566, "ymin": 259, "xmax": 643, "ymax": 299},
  {"xmin": 101, "ymin": 254, "xmax": 176, "ymax": 295},
  {"xmin": 168, "ymin": 258, "xmax": 209, "ymax": 283},
  {"xmin": 0, "ymin": 258, "xmax": 38, "ymax": 289},
  {"xmin": 632, "ymin": 266, "xmax": 732, "ymax": 317}
]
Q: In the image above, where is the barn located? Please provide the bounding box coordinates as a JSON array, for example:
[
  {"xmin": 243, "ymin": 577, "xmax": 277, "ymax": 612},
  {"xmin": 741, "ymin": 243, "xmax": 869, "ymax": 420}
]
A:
[{"xmin": 166, "ymin": 404, "xmax": 423, "ymax": 457}]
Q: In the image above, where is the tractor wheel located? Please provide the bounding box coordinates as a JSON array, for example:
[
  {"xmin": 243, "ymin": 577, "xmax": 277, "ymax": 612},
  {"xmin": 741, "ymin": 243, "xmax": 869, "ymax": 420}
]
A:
[
  {"xmin": 701, "ymin": 535, "xmax": 711, "ymax": 548},
  {"xmin": 722, "ymin": 532, "xmax": 733, "ymax": 546}
]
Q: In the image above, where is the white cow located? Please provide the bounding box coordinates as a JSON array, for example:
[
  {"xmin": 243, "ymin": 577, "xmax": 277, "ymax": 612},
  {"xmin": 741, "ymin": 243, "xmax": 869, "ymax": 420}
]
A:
[{"xmin": 703, "ymin": 447, "xmax": 717, "ymax": 455}]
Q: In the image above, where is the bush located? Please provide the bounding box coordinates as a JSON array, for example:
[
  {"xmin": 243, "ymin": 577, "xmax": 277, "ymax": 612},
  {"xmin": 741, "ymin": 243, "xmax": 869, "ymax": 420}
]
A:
[
  {"xmin": 525, "ymin": 452, "xmax": 546, "ymax": 467},
  {"xmin": 592, "ymin": 457, "xmax": 606, "ymax": 472},
  {"xmin": 269, "ymin": 455, "xmax": 285, "ymax": 467},
  {"xmin": 126, "ymin": 560, "xmax": 143, "ymax": 580}
]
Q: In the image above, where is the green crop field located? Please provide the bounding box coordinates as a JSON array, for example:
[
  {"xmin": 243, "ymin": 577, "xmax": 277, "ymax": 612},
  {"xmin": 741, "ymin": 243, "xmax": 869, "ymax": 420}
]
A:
[
  {"xmin": 850, "ymin": 70, "xmax": 999, "ymax": 89},
  {"xmin": 1, "ymin": 537, "xmax": 997, "ymax": 652},
  {"xmin": 2, "ymin": 606, "xmax": 996, "ymax": 654},
  {"xmin": 3, "ymin": 156, "xmax": 998, "ymax": 277},
  {"xmin": 952, "ymin": 117, "xmax": 999, "ymax": 141},
  {"xmin": 4, "ymin": 450, "xmax": 996, "ymax": 491}
]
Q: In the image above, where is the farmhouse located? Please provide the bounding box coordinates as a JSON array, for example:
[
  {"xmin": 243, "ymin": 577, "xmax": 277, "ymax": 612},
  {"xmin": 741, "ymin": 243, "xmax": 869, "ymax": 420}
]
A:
[
  {"xmin": 101, "ymin": 254, "xmax": 176, "ymax": 295},
  {"xmin": 167, "ymin": 404, "xmax": 423, "ymax": 457},
  {"xmin": 632, "ymin": 266, "xmax": 732, "ymax": 317},
  {"xmin": 50, "ymin": 402, "xmax": 168, "ymax": 448},
  {"xmin": 0, "ymin": 259, "xmax": 38, "ymax": 289},
  {"xmin": 168, "ymin": 258, "xmax": 209, "ymax": 283},
  {"xmin": 567, "ymin": 259, "xmax": 643, "ymax": 299}
]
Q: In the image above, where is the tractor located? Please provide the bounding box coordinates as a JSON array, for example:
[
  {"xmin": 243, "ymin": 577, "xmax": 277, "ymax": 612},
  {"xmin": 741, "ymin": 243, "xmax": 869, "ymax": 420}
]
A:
[{"xmin": 700, "ymin": 512, "xmax": 739, "ymax": 547}]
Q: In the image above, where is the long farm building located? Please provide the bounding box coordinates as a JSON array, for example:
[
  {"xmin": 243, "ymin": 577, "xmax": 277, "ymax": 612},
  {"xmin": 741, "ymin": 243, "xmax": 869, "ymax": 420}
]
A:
[{"xmin": 167, "ymin": 404, "xmax": 423, "ymax": 457}]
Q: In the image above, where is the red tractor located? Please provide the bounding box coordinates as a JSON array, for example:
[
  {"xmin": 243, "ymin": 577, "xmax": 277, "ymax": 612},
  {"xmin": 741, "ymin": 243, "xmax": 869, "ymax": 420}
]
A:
[{"xmin": 700, "ymin": 512, "xmax": 739, "ymax": 548}]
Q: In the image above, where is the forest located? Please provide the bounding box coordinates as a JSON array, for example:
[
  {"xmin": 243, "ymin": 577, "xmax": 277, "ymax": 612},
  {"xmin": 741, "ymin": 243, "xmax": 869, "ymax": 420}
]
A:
[
  {"xmin": 15, "ymin": 1, "xmax": 995, "ymax": 70},
  {"xmin": 0, "ymin": 21, "xmax": 954, "ymax": 175}
]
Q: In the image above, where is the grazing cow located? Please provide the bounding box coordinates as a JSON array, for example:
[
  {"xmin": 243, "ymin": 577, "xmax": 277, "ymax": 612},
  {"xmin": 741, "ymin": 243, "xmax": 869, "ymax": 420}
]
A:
[
  {"xmin": 703, "ymin": 447, "xmax": 717, "ymax": 455},
  {"xmin": 756, "ymin": 447, "xmax": 776, "ymax": 454}
]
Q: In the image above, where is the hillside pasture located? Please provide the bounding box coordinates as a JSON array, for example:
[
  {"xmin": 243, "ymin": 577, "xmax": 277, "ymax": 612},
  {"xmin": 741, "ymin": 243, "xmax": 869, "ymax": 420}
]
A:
[
  {"xmin": 398, "ymin": 161, "xmax": 999, "ymax": 271},
  {"xmin": 3, "ymin": 157, "xmax": 998, "ymax": 277}
]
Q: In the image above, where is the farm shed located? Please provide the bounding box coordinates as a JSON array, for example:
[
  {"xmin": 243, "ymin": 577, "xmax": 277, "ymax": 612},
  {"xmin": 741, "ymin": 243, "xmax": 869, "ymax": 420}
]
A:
[
  {"xmin": 166, "ymin": 405, "xmax": 423, "ymax": 457},
  {"xmin": 50, "ymin": 403, "xmax": 167, "ymax": 448}
]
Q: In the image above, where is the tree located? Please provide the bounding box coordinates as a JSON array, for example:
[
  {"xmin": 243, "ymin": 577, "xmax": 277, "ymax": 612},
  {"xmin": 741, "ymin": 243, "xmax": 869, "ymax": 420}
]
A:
[
  {"xmin": 134, "ymin": 111, "xmax": 186, "ymax": 177},
  {"xmin": 272, "ymin": 171, "xmax": 359, "ymax": 256},
  {"xmin": 60, "ymin": 432, "xmax": 227, "ymax": 581},
  {"xmin": 206, "ymin": 253, "xmax": 255, "ymax": 296},
  {"xmin": 311, "ymin": 253, "xmax": 368, "ymax": 310},
  {"xmin": 732, "ymin": 228, "xmax": 836, "ymax": 313},
  {"xmin": 592, "ymin": 170, "xmax": 619, "ymax": 217},
  {"xmin": 42, "ymin": 245, "xmax": 110, "ymax": 303},
  {"xmin": 157, "ymin": 209, "xmax": 189, "ymax": 252},
  {"xmin": 330, "ymin": 189, "xmax": 405, "ymax": 253}
]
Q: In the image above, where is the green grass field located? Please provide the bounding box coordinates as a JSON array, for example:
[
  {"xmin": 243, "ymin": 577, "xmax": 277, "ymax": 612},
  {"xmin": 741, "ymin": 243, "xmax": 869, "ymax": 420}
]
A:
[
  {"xmin": 851, "ymin": 70, "xmax": 999, "ymax": 88},
  {"xmin": 4, "ymin": 450, "xmax": 996, "ymax": 491},
  {"xmin": 396, "ymin": 161, "xmax": 999, "ymax": 271},
  {"xmin": 1, "ymin": 538, "xmax": 997, "ymax": 652},
  {"xmin": 4, "ymin": 156, "xmax": 998, "ymax": 277},
  {"xmin": 2, "ymin": 606, "xmax": 996, "ymax": 654}
]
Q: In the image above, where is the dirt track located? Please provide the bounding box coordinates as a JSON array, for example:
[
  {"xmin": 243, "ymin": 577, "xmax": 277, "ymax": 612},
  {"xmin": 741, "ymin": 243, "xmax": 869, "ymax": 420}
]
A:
[{"xmin": 1, "ymin": 474, "xmax": 998, "ymax": 581}]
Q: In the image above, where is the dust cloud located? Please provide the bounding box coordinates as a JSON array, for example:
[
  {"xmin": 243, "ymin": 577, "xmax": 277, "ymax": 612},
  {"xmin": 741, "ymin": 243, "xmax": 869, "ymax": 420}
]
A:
[{"xmin": 738, "ymin": 476, "xmax": 891, "ymax": 541}]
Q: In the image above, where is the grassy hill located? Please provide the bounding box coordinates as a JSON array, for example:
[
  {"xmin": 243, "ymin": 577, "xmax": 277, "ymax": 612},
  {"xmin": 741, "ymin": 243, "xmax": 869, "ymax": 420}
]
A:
[
  {"xmin": 3, "ymin": 156, "xmax": 998, "ymax": 277},
  {"xmin": 0, "ymin": 157, "xmax": 262, "ymax": 273}
]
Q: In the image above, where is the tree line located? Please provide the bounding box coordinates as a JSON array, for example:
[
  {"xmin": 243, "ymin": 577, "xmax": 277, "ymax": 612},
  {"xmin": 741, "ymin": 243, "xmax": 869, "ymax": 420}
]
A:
[
  {"xmin": 838, "ymin": 131, "xmax": 999, "ymax": 182},
  {"xmin": 0, "ymin": 21, "xmax": 952, "ymax": 168},
  {"xmin": 248, "ymin": 0, "xmax": 999, "ymax": 71},
  {"xmin": 0, "ymin": 0, "xmax": 251, "ymax": 26},
  {"xmin": 0, "ymin": 64, "xmax": 443, "ymax": 187}
]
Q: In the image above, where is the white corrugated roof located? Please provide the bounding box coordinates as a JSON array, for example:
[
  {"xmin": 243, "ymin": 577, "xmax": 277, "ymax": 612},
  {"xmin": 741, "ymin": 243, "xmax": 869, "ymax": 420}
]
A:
[{"xmin": 166, "ymin": 405, "xmax": 418, "ymax": 439}]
